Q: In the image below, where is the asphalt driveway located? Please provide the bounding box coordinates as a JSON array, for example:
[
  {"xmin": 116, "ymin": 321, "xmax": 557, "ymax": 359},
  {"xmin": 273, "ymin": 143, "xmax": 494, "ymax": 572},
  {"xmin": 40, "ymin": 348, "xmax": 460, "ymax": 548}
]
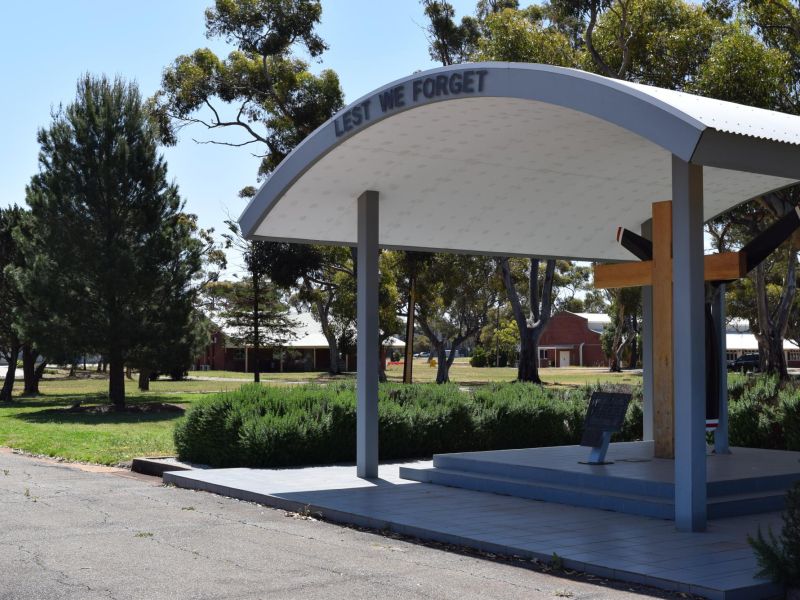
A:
[{"xmin": 0, "ymin": 449, "xmax": 682, "ymax": 600}]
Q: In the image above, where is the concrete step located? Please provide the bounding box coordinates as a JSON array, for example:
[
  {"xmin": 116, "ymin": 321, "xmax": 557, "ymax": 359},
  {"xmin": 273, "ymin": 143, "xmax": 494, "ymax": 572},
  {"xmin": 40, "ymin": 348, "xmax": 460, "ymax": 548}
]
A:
[
  {"xmin": 432, "ymin": 453, "xmax": 674, "ymax": 499},
  {"xmin": 399, "ymin": 466, "xmax": 675, "ymax": 519},
  {"xmin": 432, "ymin": 452, "xmax": 799, "ymax": 499},
  {"xmin": 707, "ymin": 472, "xmax": 800, "ymax": 498},
  {"xmin": 400, "ymin": 464, "xmax": 791, "ymax": 520},
  {"xmin": 707, "ymin": 489, "xmax": 787, "ymax": 519}
]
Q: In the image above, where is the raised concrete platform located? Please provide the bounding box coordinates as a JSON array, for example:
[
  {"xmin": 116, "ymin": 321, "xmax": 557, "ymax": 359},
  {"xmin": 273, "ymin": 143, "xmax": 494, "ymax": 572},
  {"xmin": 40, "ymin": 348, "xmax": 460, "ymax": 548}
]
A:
[
  {"xmin": 400, "ymin": 442, "xmax": 800, "ymax": 520},
  {"xmin": 163, "ymin": 461, "xmax": 785, "ymax": 599},
  {"xmin": 130, "ymin": 456, "xmax": 200, "ymax": 477}
]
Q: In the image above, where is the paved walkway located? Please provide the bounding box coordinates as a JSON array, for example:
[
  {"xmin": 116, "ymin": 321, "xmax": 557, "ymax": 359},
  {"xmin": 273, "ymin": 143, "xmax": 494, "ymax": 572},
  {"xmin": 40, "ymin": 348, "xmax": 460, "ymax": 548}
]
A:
[
  {"xmin": 0, "ymin": 450, "xmax": 674, "ymax": 600},
  {"xmin": 166, "ymin": 461, "xmax": 785, "ymax": 600}
]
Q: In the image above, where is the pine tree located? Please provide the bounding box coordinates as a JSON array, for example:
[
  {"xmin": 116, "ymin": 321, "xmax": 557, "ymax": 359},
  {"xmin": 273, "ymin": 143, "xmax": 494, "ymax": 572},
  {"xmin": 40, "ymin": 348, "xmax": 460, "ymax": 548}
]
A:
[{"xmin": 15, "ymin": 75, "xmax": 203, "ymax": 409}]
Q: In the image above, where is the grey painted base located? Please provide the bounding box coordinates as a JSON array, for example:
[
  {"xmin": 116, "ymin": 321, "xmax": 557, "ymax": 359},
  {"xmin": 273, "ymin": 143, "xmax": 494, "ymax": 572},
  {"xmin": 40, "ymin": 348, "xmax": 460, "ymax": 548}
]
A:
[
  {"xmin": 163, "ymin": 461, "xmax": 784, "ymax": 600},
  {"xmin": 400, "ymin": 442, "xmax": 800, "ymax": 520}
]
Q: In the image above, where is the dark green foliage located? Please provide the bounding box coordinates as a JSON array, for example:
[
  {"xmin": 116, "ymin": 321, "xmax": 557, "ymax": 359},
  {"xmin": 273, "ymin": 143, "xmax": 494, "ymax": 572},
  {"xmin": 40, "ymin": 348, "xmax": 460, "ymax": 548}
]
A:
[
  {"xmin": 749, "ymin": 483, "xmax": 800, "ymax": 586},
  {"xmin": 176, "ymin": 374, "xmax": 800, "ymax": 469},
  {"xmin": 156, "ymin": 0, "xmax": 343, "ymax": 178},
  {"xmin": 16, "ymin": 75, "xmax": 204, "ymax": 408},
  {"xmin": 727, "ymin": 374, "xmax": 800, "ymax": 451},
  {"xmin": 174, "ymin": 381, "xmax": 643, "ymax": 468},
  {"xmin": 470, "ymin": 346, "xmax": 489, "ymax": 367},
  {"xmin": 0, "ymin": 206, "xmax": 26, "ymax": 402},
  {"xmin": 472, "ymin": 383, "xmax": 584, "ymax": 449}
]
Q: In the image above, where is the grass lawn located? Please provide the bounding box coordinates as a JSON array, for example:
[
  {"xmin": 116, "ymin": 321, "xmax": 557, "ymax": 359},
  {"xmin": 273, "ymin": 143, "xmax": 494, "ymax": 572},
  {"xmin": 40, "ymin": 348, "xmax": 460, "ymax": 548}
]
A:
[
  {"xmin": 0, "ymin": 363, "xmax": 638, "ymax": 465},
  {"xmin": 385, "ymin": 358, "xmax": 640, "ymax": 388},
  {"xmin": 186, "ymin": 369, "xmax": 340, "ymax": 382},
  {"xmin": 0, "ymin": 372, "xmax": 245, "ymax": 465}
]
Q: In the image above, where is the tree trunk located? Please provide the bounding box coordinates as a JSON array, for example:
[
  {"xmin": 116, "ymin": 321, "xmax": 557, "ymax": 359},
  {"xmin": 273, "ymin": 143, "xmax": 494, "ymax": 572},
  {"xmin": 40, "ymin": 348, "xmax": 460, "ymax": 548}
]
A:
[
  {"xmin": 138, "ymin": 369, "xmax": 151, "ymax": 392},
  {"xmin": 518, "ymin": 329, "xmax": 544, "ymax": 383},
  {"xmin": 435, "ymin": 343, "xmax": 449, "ymax": 384},
  {"xmin": 34, "ymin": 360, "xmax": 47, "ymax": 382},
  {"xmin": 403, "ymin": 274, "xmax": 416, "ymax": 384},
  {"xmin": 314, "ymin": 295, "xmax": 341, "ymax": 375},
  {"xmin": 0, "ymin": 342, "xmax": 20, "ymax": 402},
  {"xmin": 69, "ymin": 362, "xmax": 77, "ymax": 377},
  {"xmin": 754, "ymin": 253, "xmax": 796, "ymax": 380},
  {"xmin": 629, "ymin": 333, "xmax": 639, "ymax": 369},
  {"xmin": 108, "ymin": 351, "xmax": 125, "ymax": 410},
  {"xmin": 21, "ymin": 345, "xmax": 40, "ymax": 396},
  {"xmin": 500, "ymin": 257, "xmax": 556, "ymax": 384},
  {"xmin": 252, "ymin": 268, "xmax": 261, "ymax": 384},
  {"xmin": 378, "ymin": 343, "xmax": 387, "ymax": 383},
  {"xmin": 608, "ymin": 297, "xmax": 625, "ymax": 372},
  {"xmin": 327, "ymin": 337, "xmax": 342, "ymax": 374}
]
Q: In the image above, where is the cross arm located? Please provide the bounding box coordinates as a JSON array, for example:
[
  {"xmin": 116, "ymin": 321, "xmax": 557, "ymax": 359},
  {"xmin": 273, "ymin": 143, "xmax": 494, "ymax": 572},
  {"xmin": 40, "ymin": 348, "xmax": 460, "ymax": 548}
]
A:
[{"xmin": 593, "ymin": 252, "xmax": 746, "ymax": 289}]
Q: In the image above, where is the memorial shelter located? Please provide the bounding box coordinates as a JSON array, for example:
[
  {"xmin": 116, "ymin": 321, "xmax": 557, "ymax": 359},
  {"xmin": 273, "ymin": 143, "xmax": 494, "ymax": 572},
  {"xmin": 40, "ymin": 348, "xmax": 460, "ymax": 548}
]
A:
[{"xmin": 239, "ymin": 63, "xmax": 800, "ymax": 532}]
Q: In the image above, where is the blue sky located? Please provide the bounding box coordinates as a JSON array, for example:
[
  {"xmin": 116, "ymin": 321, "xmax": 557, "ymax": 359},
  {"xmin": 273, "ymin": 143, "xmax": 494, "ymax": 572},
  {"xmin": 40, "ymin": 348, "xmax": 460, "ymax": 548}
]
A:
[{"xmin": 0, "ymin": 0, "xmax": 475, "ymax": 274}]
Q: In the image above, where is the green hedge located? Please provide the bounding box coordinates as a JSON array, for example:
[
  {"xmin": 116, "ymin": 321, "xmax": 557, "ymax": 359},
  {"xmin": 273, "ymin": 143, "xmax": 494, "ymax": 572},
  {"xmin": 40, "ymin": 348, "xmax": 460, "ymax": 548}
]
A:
[
  {"xmin": 175, "ymin": 381, "xmax": 643, "ymax": 468},
  {"xmin": 175, "ymin": 374, "xmax": 800, "ymax": 469},
  {"xmin": 728, "ymin": 374, "xmax": 800, "ymax": 451}
]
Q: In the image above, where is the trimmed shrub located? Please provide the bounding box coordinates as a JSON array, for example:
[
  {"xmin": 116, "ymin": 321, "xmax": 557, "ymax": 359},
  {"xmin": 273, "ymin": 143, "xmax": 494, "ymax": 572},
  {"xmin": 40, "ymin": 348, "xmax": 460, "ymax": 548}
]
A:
[
  {"xmin": 470, "ymin": 347, "xmax": 488, "ymax": 368},
  {"xmin": 749, "ymin": 482, "xmax": 800, "ymax": 587},
  {"xmin": 174, "ymin": 380, "xmax": 643, "ymax": 468},
  {"xmin": 726, "ymin": 374, "xmax": 800, "ymax": 451}
]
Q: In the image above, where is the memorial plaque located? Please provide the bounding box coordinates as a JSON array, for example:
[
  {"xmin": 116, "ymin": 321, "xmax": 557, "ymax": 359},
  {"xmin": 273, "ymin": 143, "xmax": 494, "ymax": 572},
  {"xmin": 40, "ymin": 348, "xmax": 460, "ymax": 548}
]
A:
[{"xmin": 579, "ymin": 392, "xmax": 632, "ymax": 465}]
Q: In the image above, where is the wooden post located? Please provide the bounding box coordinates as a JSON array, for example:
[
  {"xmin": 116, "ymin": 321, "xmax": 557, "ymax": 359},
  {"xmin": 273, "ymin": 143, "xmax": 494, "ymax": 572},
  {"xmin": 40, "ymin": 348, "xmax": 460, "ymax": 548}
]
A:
[{"xmin": 652, "ymin": 201, "xmax": 674, "ymax": 459}]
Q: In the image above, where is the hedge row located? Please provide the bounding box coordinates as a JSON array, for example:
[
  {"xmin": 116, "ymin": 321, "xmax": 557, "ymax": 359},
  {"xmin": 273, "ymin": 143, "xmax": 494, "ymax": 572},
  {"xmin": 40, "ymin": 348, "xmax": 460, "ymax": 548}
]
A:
[
  {"xmin": 174, "ymin": 382, "xmax": 643, "ymax": 468},
  {"xmin": 727, "ymin": 374, "xmax": 800, "ymax": 451},
  {"xmin": 174, "ymin": 375, "xmax": 800, "ymax": 469}
]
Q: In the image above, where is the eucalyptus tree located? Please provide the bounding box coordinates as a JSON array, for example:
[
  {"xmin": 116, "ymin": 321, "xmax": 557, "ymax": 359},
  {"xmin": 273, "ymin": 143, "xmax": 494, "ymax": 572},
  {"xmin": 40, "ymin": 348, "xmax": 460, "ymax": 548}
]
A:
[
  {"xmin": 415, "ymin": 254, "xmax": 498, "ymax": 383},
  {"xmin": 421, "ymin": 1, "xmax": 571, "ymax": 382},
  {"xmin": 694, "ymin": 13, "xmax": 798, "ymax": 379},
  {"xmin": 156, "ymin": 0, "xmax": 348, "ymax": 371},
  {"xmin": 256, "ymin": 243, "xmax": 353, "ymax": 374},
  {"xmin": 154, "ymin": 0, "xmax": 343, "ymax": 179}
]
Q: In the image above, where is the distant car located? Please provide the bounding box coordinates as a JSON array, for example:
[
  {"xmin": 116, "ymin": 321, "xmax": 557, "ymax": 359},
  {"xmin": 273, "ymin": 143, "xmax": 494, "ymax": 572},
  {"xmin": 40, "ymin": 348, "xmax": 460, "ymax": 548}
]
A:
[
  {"xmin": 728, "ymin": 353, "xmax": 761, "ymax": 373},
  {"xmin": 417, "ymin": 352, "xmax": 430, "ymax": 358}
]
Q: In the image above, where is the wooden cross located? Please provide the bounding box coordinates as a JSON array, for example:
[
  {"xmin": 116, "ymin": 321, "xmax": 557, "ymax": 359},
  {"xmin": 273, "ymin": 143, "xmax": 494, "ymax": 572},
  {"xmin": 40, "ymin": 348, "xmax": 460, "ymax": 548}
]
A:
[{"xmin": 593, "ymin": 201, "xmax": 746, "ymax": 459}]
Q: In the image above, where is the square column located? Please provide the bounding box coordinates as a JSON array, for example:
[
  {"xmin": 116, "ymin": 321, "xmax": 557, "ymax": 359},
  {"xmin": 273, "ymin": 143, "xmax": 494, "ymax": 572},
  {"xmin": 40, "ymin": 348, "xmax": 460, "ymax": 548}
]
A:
[
  {"xmin": 640, "ymin": 219, "xmax": 654, "ymax": 441},
  {"xmin": 671, "ymin": 156, "xmax": 707, "ymax": 532},
  {"xmin": 713, "ymin": 284, "xmax": 730, "ymax": 454},
  {"xmin": 357, "ymin": 190, "xmax": 380, "ymax": 478}
]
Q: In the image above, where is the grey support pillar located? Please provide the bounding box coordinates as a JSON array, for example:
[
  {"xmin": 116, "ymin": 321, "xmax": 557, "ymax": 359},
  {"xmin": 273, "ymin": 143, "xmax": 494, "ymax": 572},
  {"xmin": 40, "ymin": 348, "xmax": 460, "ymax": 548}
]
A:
[
  {"xmin": 641, "ymin": 219, "xmax": 654, "ymax": 442},
  {"xmin": 357, "ymin": 190, "xmax": 380, "ymax": 479},
  {"xmin": 713, "ymin": 284, "xmax": 730, "ymax": 454},
  {"xmin": 671, "ymin": 156, "xmax": 707, "ymax": 532}
]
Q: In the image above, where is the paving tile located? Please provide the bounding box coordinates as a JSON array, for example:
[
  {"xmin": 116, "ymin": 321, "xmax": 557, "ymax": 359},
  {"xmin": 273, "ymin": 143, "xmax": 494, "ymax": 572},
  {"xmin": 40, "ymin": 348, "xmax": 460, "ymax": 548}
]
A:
[{"xmin": 169, "ymin": 457, "xmax": 785, "ymax": 600}]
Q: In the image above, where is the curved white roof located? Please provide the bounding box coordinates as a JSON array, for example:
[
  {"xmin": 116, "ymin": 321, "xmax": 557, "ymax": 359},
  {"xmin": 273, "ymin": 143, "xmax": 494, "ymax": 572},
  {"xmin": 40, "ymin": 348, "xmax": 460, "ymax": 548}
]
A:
[{"xmin": 240, "ymin": 63, "xmax": 800, "ymax": 261}]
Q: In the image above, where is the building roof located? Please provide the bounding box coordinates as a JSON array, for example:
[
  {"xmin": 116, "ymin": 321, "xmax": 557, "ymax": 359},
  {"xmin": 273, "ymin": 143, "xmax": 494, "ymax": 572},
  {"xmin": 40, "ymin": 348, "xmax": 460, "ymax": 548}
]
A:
[
  {"xmin": 240, "ymin": 62, "xmax": 800, "ymax": 261},
  {"xmin": 571, "ymin": 312, "xmax": 612, "ymax": 333},
  {"xmin": 566, "ymin": 313, "xmax": 800, "ymax": 351},
  {"xmin": 220, "ymin": 311, "xmax": 405, "ymax": 350},
  {"xmin": 726, "ymin": 333, "xmax": 798, "ymax": 352}
]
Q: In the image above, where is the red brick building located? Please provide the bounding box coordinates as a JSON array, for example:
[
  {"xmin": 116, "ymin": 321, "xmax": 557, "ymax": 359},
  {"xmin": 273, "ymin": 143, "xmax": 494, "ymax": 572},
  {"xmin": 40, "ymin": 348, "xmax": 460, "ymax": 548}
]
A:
[
  {"xmin": 195, "ymin": 312, "xmax": 404, "ymax": 373},
  {"xmin": 537, "ymin": 312, "xmax": 608, "ymax": 368}
]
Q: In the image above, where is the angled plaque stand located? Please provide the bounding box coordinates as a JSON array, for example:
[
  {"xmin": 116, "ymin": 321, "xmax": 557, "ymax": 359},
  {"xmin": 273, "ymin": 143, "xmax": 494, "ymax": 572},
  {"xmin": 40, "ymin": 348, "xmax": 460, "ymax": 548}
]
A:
[{"xmin": 579, "ymin": 392, "xmax": 632, "ymax": 465}]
